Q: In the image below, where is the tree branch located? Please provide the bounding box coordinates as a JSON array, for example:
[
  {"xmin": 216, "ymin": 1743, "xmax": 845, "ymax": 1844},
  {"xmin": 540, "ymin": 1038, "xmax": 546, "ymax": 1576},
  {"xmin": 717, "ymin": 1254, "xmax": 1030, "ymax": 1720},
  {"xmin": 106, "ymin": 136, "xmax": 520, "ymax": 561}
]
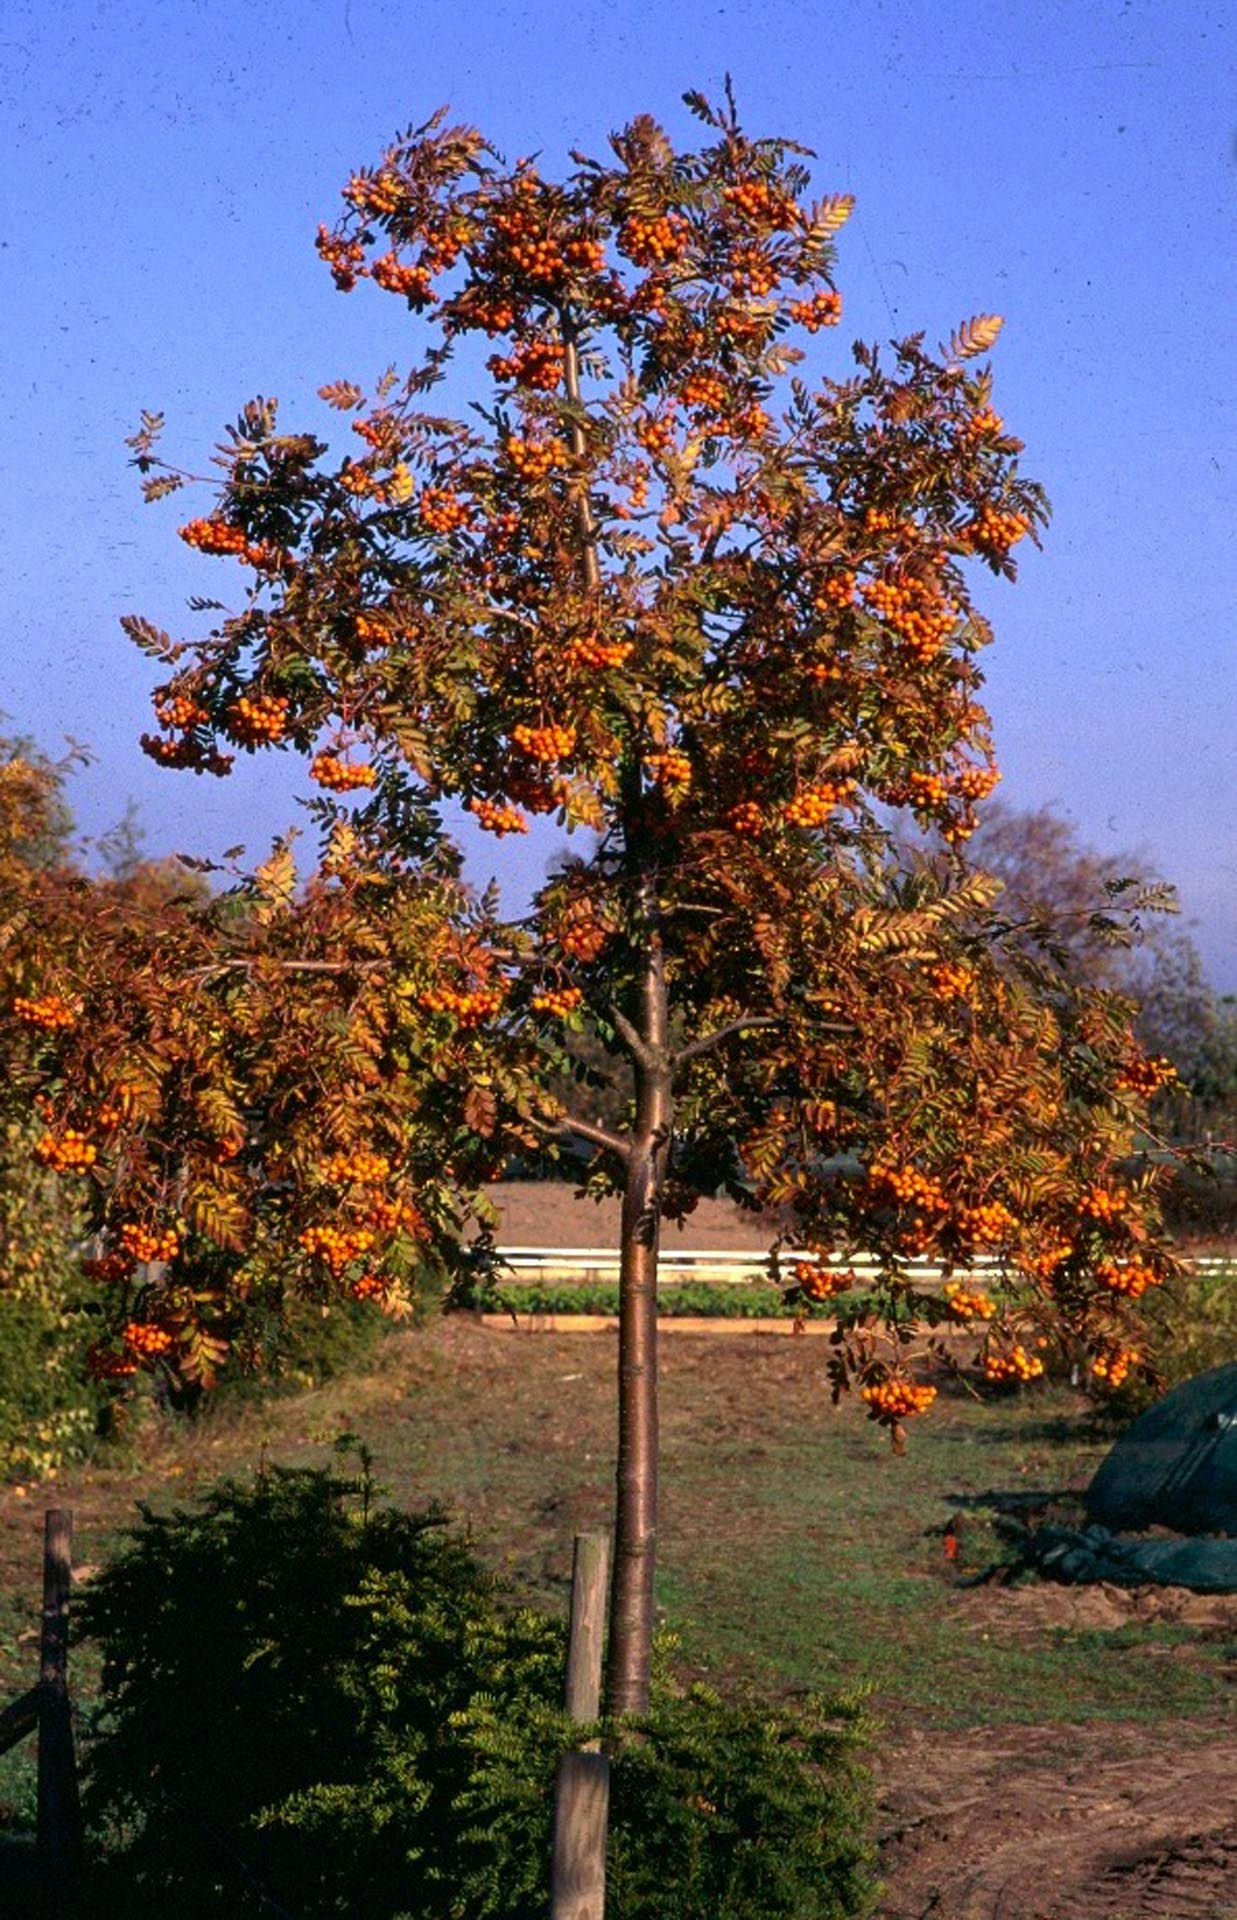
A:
[
  {"xmin": 608, "ymin": 1003, "xmax": 658, "ymax": 1071},
  {"xmin": 560, "ymin": 311, "xmax": 602, "ymax": 595},
  {"xmin": 553, "ymin": 1112, "xmax": 631, "ymax": 1161},
  {"xmin": 674, "ymin": 1014, "xmax": 783, "ymax": 1069}
]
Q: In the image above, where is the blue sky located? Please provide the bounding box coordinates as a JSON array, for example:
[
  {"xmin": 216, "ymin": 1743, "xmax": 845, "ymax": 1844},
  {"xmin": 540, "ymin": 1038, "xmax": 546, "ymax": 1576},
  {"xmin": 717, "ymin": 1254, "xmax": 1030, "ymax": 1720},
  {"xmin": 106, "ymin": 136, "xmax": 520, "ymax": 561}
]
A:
[{"xmin": 2, "ymin": 0, "xmax": 1234, "ymax": 985}]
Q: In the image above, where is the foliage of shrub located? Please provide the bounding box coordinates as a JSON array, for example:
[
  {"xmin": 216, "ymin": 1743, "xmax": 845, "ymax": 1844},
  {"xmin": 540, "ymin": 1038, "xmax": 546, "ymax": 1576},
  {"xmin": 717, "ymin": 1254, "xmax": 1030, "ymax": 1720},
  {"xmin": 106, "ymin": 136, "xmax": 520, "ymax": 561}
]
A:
[
  {"xmin": 1114, "ymin": 1260, "xmax": 1237, "ymax": 1413},
  {"xmin": 79, "ymin": 1455, "xmax": 875, "ymax": 1919},
  {"xmin": 465, "ymin": 1281, "xmax": 868, "ymax": 1319},
  {"xmin": 0, "ymin": 1293, "xmax": 104, "ymax": 1479}
]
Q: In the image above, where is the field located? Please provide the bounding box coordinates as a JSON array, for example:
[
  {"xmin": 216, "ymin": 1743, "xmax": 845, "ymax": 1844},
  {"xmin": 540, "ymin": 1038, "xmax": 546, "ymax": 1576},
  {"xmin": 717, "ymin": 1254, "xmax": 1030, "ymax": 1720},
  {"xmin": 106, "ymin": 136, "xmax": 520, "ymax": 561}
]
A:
[{"xmin": 1, "ymin": 1311, "xmax": 1235, "ymax": 1917}]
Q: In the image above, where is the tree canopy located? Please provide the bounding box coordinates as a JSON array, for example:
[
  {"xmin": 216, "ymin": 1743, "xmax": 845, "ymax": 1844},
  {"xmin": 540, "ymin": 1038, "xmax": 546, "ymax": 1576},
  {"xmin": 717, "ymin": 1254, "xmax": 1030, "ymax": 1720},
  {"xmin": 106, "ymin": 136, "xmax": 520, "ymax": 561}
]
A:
[{"xmin": 3, "ymin": 90, "xmax": 1191, "ymax": 1707}]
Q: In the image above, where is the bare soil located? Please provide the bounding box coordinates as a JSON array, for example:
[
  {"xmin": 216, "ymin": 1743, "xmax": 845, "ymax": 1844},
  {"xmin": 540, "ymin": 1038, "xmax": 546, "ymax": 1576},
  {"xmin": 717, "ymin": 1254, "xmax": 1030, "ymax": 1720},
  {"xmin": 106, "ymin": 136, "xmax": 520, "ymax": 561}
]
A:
[{"xmin": 875, "ymin": 1717, "xmax": 1237, "ymax": 1919}]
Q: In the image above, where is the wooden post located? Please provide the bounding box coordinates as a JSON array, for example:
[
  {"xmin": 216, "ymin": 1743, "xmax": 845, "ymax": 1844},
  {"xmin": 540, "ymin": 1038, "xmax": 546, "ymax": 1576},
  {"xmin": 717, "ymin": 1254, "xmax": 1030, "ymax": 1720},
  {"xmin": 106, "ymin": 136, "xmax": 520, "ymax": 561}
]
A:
[
  {"xmin": 38, "ymin": 1509, "xmax": 82, "ymax": 1920},
  {"xmin": 550, "ymin": 1532, "xmax": 611, "ymax": 1920}
]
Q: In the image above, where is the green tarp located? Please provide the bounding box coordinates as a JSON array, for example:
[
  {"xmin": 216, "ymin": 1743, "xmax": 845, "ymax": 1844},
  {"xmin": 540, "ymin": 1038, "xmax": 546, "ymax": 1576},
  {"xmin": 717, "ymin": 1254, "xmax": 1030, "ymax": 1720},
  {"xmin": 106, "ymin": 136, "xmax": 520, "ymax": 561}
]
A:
[{"xmin": 1086, "ymin": 1362, "xmax": 1237, "ymax": 1536}]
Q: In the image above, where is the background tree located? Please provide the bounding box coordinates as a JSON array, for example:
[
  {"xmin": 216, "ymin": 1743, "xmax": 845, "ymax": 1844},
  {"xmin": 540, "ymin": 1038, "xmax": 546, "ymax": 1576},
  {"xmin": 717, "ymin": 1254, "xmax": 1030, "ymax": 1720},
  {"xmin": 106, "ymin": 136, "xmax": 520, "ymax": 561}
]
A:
[
  {"xmin": 14, "ymin": 91, "xmax": 1185, "ymax": 1715},
  {"xmin": 959, "ymin": 801, "xmax": 1237, "ymax": 1162}
]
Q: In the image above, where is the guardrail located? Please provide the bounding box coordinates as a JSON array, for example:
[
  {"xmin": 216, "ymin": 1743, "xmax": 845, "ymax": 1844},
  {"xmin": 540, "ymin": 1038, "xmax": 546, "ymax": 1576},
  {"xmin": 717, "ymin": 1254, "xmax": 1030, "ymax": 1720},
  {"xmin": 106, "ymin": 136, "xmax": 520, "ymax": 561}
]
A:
[{"xmin": 493, "ymin": 1246, "xmax": 1232, "ymax": 1287}]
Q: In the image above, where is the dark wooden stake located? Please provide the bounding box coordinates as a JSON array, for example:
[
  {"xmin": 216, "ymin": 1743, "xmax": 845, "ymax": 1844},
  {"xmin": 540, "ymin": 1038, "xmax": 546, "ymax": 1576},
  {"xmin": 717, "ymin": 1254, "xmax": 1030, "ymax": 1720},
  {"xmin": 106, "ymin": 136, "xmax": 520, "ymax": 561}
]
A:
[
  {"xmin": 550, "ymin": 1532, "xmax": 611, "ymax": 1920},
  {"xmin": 38, "ymin": 1509, "xmax": 82, "ymax": 1920}
]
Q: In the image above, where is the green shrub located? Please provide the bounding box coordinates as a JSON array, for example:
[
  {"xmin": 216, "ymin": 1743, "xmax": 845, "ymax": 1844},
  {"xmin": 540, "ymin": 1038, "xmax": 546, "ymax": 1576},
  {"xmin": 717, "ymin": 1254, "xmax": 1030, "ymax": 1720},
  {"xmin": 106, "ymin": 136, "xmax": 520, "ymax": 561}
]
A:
[
  {"xmin": 1115, "ymin": 1261, "xmax": 1237, "ymax": 1412},
  {"xmin": 79, "ymin": 1454, "xmax": 875, "ymax": 1919},
  {"xmin": 0, "ymin": 1292, "xmax": 105, "ymax": 1479},
  {"xmin": 465, "ymin": 1280, "xmax": 868, "ymax": 1319}
]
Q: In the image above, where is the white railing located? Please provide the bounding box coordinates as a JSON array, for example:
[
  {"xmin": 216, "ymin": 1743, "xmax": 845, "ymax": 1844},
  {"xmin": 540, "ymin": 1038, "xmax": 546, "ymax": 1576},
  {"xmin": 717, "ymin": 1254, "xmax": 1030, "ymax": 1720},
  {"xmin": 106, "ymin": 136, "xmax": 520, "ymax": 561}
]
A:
[{"xmin": 493, "ymin": 1246, "xmax": 1232, "ymax": 1287}]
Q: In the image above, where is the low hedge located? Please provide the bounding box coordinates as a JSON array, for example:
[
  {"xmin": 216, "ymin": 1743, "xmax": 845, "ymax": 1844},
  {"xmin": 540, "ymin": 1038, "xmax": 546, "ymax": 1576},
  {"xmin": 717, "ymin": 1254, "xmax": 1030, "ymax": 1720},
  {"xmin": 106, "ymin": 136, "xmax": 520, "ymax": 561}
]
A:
[
  {"xmin": 464, "ymin": 1281, "xmax": 868, "ymax": 1319},
  {"xmin": 78, "ymin": 1455, "xmax": 878, "ymax": 1920}
]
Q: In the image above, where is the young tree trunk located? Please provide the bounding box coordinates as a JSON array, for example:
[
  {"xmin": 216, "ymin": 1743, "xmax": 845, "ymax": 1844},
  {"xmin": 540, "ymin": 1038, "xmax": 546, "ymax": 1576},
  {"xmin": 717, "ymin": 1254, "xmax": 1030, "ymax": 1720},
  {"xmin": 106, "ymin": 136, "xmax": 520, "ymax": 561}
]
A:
[{"xmin": 605, "ymin": 926, "xmax": 671, "ymax": 1717}]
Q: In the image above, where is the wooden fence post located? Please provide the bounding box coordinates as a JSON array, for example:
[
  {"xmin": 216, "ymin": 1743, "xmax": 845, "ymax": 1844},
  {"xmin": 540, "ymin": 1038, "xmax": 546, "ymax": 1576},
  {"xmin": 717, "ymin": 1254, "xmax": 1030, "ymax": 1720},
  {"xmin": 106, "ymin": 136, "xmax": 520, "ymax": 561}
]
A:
[
  {"xmin": 550, "ymin": 1532, "xmax": 611, "ymax": 1920},
  {"xmin": 38, "ymin": 1508, "xmax": 82, "ymax": 1920}
]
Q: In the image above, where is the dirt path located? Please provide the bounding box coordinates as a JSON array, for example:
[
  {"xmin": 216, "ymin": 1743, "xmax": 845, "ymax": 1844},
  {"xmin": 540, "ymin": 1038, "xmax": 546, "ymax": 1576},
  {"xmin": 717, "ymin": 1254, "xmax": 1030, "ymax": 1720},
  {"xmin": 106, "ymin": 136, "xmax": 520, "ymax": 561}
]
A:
[{"xmin": 875, "ymin": 1716, "xmax": 1237, "ymax": 1918}]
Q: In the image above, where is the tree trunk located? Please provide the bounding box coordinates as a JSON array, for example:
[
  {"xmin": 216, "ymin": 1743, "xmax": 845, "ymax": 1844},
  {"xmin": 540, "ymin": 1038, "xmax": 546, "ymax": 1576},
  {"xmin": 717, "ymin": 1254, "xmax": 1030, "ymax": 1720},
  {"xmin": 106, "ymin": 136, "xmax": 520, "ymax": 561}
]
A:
[{"xmin": 605, "ymin": 927, "xmax": 671, "ymax": 1717}]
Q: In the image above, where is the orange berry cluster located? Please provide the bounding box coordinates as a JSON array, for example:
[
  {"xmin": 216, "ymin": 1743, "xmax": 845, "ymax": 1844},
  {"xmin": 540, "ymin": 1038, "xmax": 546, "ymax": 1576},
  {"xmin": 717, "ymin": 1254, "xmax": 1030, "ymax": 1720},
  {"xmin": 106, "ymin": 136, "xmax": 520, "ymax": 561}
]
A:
[
  {"xmin": 1095, "ymin": 1261, "xmax": 1162, "ymax": 1300},
  {"xmin": 154, "ymin": 693, "xmax": 209, "ymax": 731},
  {"xmin": 723, "ymin": 178, "xmax": 795, "ymax": 227},
  {"xmin": 14, "ymin": 994, "xmax": 77, "ymax": 1032},
  {"xmin": 119, "ymin": 1222, "xmax": 181, "ymax": 1263},
  {"xmin": 618, "ymin": 211, "xmax": 691, "ymax": 267},
  {"xmin": 863, "ymin": 506, "xmax": 898, "ymax": 534},
  {"xmin": 783, "ymin": 780, "xmax": 850, "ymax": 828},
  {"xmin": 1023, "ymin": 1240, "xmax": 1074, "ymax": 1279},
  {"xmin": 1078, "ymin": 1186, "xmax": 1127, "ymax": 1222},
  {"xmin": 867, "ymin": 1163, "xmax": 949, "ymax": 1217},
  {"xmin": 511, "ymin": 722, "xmax": 576, "ymax": 762},
  {"xmin": 419, "ymin": 486, "xmax": 471, "ymax": 533},
  {"xmin": 87, "ymin": 1346, "xmax": 139, "ymax": 1381},
  {"xmin": 788, "ymin": 289, "xmax": 843, "ymax": 330},
  {"xmin": 179, "ymin": 517, "xmax": 248, "ymax": 557},
  {"xmin": 645, "ymin": 748, "xmax": 692, "ymax": 789},
  {"xmin": 310, "ymin": 752, "xmax": 377, "ymax": 792},
  {"xmin": 958, "ymin": 1200, "xmax": 1018, "ymax": 1245},
  {"xmin": 681, "ymin": 371, "xmax": 729, "ymax": 414},
  {"xmin": 367, "ymin": 1195, "xmax": 426, "ymax": 1238},
  {"xmin": 325, "ymin": 1149, "xmax": 391, "ymax": 1187},
  {"xmin": 862, "ymin": 576, "xmax": 958, "ymax": 660},
  {"xmin": 81, "ymin": 1251, "xmax": 137, "ymax": 1284},
  {"xmin": 345, "ymin": 168, "xmax": 403, "ymax": 216},
  {"xmin": 340, "ymin": 464, "xmax": 378, "ymax": 497},
  {"xmin": 456, "ymin": 291, "xmax": 517, "ymax": 335},
  {"xmin": 419, "ymin": 982, "xmax": 505, "ymax": 1025},
  {"xmin": 929, "ymin": 962, "xmax": 972, "ymax": 1003},
  {"xmin": 984, "ymin": 1345, "xmax": 1044, "ymax": 1384},
  {"xmin": 180, "ymin": 520, "xmax": 290, "ymax": 574},
  {"xmin": 141, "ymin": 733, "xmax": 234, "ymax": 774},
  {"xmin": 227, "ymin": 694, "xmax": 290, "ymax": 745},
  {"xmin": 1115, "ymin": 1053, "xmax": 1177, "ymax": 1097},
  {"xmin": 467, "ymin": 797, "xmax": 529, "ymax": 836},
  {"xmin": 316, "ymin": 226, "xmax": 368, "ymax": 290},
  {"xmin": 727, "ymin": 800, "xmax": 764, "ymax": 836},
  {"xmin": 372, "ymin": 252, "xmax": 434, "ymax": 302},
  {"xmin": 558, "ymin": 906, "xmax": 609, "ymax": 962},
  {"xmin": 491, "ymin": 183, "xmax": 576, "ymax": 284},
  {"xmin": 955, "ymin": 765, "xmax": 1001, "ymax": 803},
  {"xmin": 863, "ymin": 1379, "xmax": 937, "ymax": 1420},
  {"xmin": 354, "ymin": 612, "xmax": 392, "ymax": 649},
  {"xmin": 727, "ymin": 242, "xmax": 779, "ymax": 298},
  {"xmin": 531, "ymin": 985, "xmax": 583, "ymax": 1017},
  {"xmin": 298, "ymin": 1222, "xmax": 377, "ymax": 1274},
  {"xmin": 124, "ymin": 1321, "xmax": 175, "ymax": 1359},
  {"xmin": 969, "ymin": 506, "xmax": 1029, "ymax": 552},
  {"xmin": 1091, "ymin": 1346, "xmax": 1139, "ymax": 1389},
  {"xmin": 567, "ymin": 634, "xmax": 633, "ymax": 670},
  {"xmin": 504, "ymin": 435, "xmax": 567, "ymax": 480},
  {"xmin": 814, "ymin": 571, "xmax": 855, "ymax": 611},
  {"xmin": 943, "ymin": 1281, "xmax": 996, "ymax": 1322},
  {"xmin": 794, "ymin": 1262, "xmax": 852, "ymax": 1303},
  {"xmin": 35, "ymin": 1130, "xmax": 97, "ymax": 1173},
  {"xmin": 962, "ymin": 407, "xmax": 1003, "ymax": 439},
  {"xmin": 350, "ymin": 1270, "xmax": 393, "ymax": 1303},
  {"xmin": 636, "ymin": 413, "xmax": 677, "ymax": 458},
  {"xmin": 907, "ymin": 771, "xmax": 949, "ymax": 809},
  {"xmin": 488, "ymin": 340, "xmax": 565, "ymax": 390},
  {"xmin": 352, "ymin": 413, "xmax": 399, "ymax": 451}
]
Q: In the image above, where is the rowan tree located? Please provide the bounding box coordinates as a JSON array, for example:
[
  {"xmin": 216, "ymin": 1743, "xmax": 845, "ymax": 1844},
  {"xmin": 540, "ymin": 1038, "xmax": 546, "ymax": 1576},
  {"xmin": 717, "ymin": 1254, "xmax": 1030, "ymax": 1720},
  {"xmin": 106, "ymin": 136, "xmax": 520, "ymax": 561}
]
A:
[
  {"xmin": 13, "ymin": 91, "xmax": 1186, "ymax": 1714},
  {"xmin": 1, "ymin": 748, "xmax": 521, "ymax": 1386}
]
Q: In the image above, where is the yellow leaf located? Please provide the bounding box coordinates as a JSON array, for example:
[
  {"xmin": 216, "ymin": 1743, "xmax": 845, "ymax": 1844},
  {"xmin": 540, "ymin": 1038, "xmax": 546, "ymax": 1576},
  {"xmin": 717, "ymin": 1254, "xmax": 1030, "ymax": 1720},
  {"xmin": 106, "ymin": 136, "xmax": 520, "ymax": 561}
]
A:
[{"xmin": 948, "ymin": 314, "xmax": 1004, "ymax": 362}]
